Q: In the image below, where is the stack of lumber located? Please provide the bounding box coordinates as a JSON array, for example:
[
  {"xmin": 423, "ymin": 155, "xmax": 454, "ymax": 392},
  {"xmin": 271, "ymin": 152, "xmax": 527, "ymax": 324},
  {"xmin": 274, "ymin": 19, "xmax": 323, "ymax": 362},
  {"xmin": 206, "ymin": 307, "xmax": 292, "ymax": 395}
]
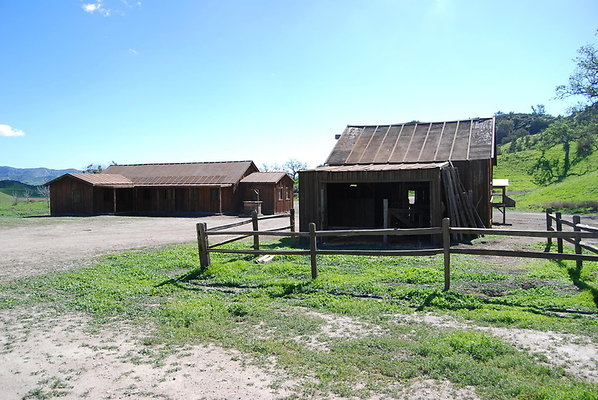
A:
[{"xmin": 441, "ymin": 165, "xmax": 485, "ymax": 240}]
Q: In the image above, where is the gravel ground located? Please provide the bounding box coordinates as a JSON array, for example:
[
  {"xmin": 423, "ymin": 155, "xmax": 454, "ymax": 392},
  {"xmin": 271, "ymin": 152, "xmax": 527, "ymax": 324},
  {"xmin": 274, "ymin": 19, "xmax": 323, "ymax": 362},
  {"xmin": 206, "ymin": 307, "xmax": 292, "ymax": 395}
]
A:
[{"xmin": 0, "ymin": 213, "xmax": 296, "ymax": 283}]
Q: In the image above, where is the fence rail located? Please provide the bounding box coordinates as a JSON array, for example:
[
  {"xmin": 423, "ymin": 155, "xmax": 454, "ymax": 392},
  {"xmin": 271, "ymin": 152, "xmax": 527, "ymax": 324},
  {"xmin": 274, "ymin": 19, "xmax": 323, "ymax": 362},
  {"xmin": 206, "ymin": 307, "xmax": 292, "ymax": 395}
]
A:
[
  {"xmin": 546, "ymin": 209, "xmax": 598, "ymax": 269},
  {"xmin": 197, "ymin": 211, "xmax": 598, "ymax": 291}
]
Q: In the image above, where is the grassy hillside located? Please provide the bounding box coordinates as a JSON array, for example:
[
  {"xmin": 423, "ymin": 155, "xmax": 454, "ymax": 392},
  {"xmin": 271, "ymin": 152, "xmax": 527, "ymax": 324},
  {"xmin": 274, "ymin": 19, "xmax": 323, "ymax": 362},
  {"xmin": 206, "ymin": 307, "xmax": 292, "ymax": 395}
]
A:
[
  {"xmin": 0, "ymin": 180, "xmax": 42, "ymax": 198},
  {"xmin": 0, "ymin": 191, "xmax": 49, "ymax": 217},
  {"xmin": 494, "ymin": 142, "xmax": 598, "ymax": 212}
]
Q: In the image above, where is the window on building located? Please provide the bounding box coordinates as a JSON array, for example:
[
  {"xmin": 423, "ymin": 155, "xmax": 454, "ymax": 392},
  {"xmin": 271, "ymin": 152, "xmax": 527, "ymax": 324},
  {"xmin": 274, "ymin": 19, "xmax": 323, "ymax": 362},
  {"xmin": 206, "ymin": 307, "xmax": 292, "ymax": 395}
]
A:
[
  {"xmin": 286, "ymin": 188, "xmax": 290, "ymax": 200},
  {"xmin": 278, "ymin": 188, "xmax": 283, "ymax": 200},
  {"xmin": 211, "ymin": 188, "xmax": 220, "ymax": 202},
  {"xmin": 190, "ymin": 188, "xmax": 198, "ymax": 202}
]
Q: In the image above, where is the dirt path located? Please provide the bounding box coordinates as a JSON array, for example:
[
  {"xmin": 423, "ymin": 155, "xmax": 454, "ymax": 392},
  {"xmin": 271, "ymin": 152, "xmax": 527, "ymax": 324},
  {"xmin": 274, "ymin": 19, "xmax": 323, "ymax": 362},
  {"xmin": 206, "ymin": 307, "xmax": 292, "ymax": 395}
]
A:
[{"xmin": 0, "ymin": 214, "xmax": 295, "ymax": 282}]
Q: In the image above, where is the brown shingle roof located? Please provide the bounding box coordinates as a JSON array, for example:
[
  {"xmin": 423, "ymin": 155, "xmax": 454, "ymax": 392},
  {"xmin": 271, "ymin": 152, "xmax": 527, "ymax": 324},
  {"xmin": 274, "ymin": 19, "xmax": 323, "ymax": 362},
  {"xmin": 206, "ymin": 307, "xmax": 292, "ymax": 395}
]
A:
[
  {"xmin": 325, "ymin": 118, "xmax": 495, "ymax": 165},
  {"xmin": 240, "ymin": 172, "xmax": 291, "ymax": 184},
  {"xmin": 103, "ymin": 161, "xmax": 256, "ymax": 187}
]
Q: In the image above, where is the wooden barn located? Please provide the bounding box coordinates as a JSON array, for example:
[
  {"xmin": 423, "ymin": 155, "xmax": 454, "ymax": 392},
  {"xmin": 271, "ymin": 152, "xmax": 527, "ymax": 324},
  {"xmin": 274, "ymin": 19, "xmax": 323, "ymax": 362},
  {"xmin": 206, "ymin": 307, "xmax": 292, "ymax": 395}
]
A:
[
  {"xmin": 47, "ymin": 161, "xmax": 293, "ymax": 216},
  {"xmin": 299, "ymin": 118, "xmax": 496, "ymax": 233}
]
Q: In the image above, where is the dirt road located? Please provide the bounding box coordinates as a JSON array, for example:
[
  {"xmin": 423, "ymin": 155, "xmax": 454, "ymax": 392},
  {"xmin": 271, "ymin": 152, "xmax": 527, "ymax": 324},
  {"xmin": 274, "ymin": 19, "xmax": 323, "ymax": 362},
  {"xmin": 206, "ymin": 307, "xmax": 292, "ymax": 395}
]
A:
[{"xmin": 0, "ymin": 214, "xmax": 295, "ymax": 282}]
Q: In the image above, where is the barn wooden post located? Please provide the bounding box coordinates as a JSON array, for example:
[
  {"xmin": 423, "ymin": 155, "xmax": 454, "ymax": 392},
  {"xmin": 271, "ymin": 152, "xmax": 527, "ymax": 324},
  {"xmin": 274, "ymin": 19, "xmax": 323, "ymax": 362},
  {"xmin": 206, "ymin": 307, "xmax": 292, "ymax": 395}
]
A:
[
  {"xmin": 113, "ymin": 189, "xmax": 117, "ymax": 214},
  {"xmin": 196, "ymin": 222, "xmax": 210, "ymax": 271},
  {"xmin": 573, "ymin": 215, "xmax": 582, "ymax": 270},
  {"xmin": 442, "ymin": 218, "xmax": 451, "ymax": 291},
  {"xmin": 309, "ymin": 222, "xmax": 318, "ymax": 279},
  {"xmin": 556, "ymin": 212, "xmax": 563, "ymax": 253},
  {"xmin": 545, "ymin": 208, "xmax": 553, "ymax": 249},
  {"xmin": 289, "ymin": 208, "xmax": 296, "ymax": 244},
  {"xmin": 383, "ymin": 198, "xmax": 389, "ymax": 244},
  {"xmin": 251, "ymin": 210, "xmax": 259, "ymax": 250}
]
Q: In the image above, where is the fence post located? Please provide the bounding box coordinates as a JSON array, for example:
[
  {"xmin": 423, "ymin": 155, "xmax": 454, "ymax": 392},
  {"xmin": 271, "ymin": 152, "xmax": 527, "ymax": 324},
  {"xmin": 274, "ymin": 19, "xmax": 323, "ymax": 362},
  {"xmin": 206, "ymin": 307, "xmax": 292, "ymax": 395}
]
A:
[
  {"xmin": 546, "ymin": 208, "xmax": 553, "ymax": 249},
  {"xmin": 196, "ymin": 222, "xmax": 210, "ymax": 271},
  {"xmin": 251, "ymin": 210, "xmax": 259, "ymax": 251},
  {"xmin": 290, "ymin": 208, "xmax": 296, "ymax": 243},
  {"xmin": 309, "ymin": 222, "xmax": 318, "ymax": 279},
  {"xmin": 556, "ymin": 212, "xmax": 563, "ymax": 253},
  {"xmin": 442, "ymin": 218, "xmax": 451, "ymax": 291},
  {"xmin": 573, "ymin": 215, "xmax": 582, "ymax": 270}
]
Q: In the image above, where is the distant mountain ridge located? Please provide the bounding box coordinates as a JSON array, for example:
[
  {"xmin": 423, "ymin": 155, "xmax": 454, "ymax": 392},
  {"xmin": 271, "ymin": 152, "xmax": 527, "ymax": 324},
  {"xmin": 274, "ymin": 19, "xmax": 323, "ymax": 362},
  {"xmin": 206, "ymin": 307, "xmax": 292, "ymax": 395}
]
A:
[{"xmin": 0, "ymin": 166, "xmax": 81, "ymax": 185}]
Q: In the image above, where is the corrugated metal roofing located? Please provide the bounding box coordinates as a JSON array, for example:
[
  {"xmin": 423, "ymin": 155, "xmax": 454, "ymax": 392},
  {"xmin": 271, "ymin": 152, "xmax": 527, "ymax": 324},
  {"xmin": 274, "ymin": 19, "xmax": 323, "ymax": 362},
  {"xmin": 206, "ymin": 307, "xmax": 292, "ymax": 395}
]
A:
[
  {"xmin": 65, "ymin": 173, "xmax": 134, "ymax": 187},
  {"xmin": 311, "ymin": 162, "xmax": 449, "ymax": 173},
  {"xmin": 103, "ymin": 161, "xmax": 256, "ymax": 186},
  {"xmin": 325, "ymin": 118, "xmax": 495, "ymax": 165},
  {"xmin": 240, "ymin": 172, "xmax": 291, "ymax": 184}
]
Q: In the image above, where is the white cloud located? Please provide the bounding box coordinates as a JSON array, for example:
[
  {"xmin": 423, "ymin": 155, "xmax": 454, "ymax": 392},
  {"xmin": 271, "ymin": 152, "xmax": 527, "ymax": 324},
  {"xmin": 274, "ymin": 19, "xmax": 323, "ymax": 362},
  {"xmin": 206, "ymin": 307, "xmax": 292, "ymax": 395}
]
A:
[
  {"xmin": 0, "ymin": 124, "xmax": 25, "ymax": 137},
  {"xmin": 128, "ymin": 48, "xmax": 139, "ymax": 56},
  {"xmin": 82, "ymin": 1, "xmax": 111, "ymax": 17}
]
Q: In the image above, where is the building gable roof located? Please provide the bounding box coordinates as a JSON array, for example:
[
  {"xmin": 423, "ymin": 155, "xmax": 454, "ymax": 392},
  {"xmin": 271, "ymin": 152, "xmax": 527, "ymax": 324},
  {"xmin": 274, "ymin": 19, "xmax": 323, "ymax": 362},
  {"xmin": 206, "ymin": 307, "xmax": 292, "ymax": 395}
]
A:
[
  {"xmin": 45, "ymin": 173, "xmax": 134, "ymax": 187},
  {"xmin": 103, "ymin": 161, "xmax": 257, "ymax": 186},
  {"xmin": 325, "ymin": 118, "xmax": 495, "ymax": 166},
  {"xmin": 240, "ymin": 172, "xmax": 292, "ymax": 184}
]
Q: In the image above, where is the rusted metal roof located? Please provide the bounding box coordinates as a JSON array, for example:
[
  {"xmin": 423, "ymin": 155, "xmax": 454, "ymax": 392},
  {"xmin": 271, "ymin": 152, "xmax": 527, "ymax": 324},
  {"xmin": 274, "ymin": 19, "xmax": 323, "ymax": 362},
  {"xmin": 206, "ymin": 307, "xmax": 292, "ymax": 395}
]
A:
[
  {"xmin": 325, "ymin": 118, "xmax": 495, "ymax": 165},
  {"xmin": 240, "ymin": 172, "xmax": 291, "ymax": 184},
  {"xmin": 311, "ymin": 162, "xmax": 449, "ymax": 173},
  {"xmin": 103, "ymin": 161, "xmax": 256, "ymax": 187},
  {"xmin": 46, "ymin": 173, "xmax": 134, "ymax": 187}
]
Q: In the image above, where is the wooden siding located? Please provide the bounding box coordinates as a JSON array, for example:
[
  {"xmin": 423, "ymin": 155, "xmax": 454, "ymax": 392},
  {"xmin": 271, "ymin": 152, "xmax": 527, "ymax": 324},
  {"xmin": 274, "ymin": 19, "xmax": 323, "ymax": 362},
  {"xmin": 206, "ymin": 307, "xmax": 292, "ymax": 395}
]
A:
[
  {"xmin": 451, "ymin": 160, "xmax": 493, "ymax": 227},
  {"xmin": 239, "ymin": 178, "xmax": 294, "ymax": 215},
  {"xmin": 50, "ymin": 177, "xmax": 94, "ymax": 215}
]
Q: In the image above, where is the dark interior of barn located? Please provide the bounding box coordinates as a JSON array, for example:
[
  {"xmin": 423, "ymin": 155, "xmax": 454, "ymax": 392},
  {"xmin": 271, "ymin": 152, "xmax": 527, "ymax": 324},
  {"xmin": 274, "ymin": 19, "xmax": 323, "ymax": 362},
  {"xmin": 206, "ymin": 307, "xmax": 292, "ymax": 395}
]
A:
[{"xmin": 326, "ymin": 181, "xmax": 432, "ymax": 230}]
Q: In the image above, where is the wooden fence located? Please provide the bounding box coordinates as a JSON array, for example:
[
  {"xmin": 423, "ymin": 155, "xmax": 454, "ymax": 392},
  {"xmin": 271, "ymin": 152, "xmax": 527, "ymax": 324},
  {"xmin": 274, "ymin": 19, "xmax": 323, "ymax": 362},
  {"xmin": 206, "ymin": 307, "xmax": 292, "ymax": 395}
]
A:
[
  {"xmin": 197, "ymin": 212, "xmax": 598, "ymax": 291},
  {"xmin": 546, "ymin": 209, "xmax": 598, "ymax": 269}
]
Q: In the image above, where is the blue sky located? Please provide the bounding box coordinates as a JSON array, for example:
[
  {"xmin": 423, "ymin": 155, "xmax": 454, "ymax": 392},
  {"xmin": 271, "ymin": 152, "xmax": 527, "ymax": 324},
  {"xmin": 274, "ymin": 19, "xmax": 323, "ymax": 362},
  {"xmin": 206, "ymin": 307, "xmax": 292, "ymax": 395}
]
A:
[{"xmin": 1, "ymin": 0, "xmax": 596, "ymax": 170}]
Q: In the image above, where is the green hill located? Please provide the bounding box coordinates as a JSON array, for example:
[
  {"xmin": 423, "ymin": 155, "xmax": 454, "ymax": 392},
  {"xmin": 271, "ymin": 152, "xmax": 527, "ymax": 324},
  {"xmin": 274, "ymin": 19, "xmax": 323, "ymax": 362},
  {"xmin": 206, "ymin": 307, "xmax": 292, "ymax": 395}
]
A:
[
  {"xmin": 494, "ymin": 138, "xmax": 598, "ymax": 213},
  {"xmin": 0, "ymin": 180, "xmax": 42, "ymax": 198}
]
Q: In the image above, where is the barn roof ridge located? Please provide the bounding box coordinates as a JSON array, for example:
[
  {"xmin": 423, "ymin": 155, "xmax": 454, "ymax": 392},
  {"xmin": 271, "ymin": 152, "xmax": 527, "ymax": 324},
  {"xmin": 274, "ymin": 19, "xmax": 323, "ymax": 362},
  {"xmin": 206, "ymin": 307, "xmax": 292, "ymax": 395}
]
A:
[
  {"xmin": 345, "ymin": 117, "xmax": 493, "ymax": 128},
  {"xmin": 109, "ymin": 160, "xmax": 254, "ymax": 167}
]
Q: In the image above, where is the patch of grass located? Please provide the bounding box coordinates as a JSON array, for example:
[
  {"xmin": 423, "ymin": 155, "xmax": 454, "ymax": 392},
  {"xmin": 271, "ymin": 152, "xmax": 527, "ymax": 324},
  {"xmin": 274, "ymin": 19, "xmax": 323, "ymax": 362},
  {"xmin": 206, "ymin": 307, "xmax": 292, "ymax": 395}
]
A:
[
  {"xmin": 0, "ymin": 191, "xmax": 49, "ymax": 217},
  {"xmin": 494, "ymin": 142, "xmax": 598, "ymax": 213},
  {"xmin": 2, "ymin": 241, "xmax": 597, "ymax": 398}
]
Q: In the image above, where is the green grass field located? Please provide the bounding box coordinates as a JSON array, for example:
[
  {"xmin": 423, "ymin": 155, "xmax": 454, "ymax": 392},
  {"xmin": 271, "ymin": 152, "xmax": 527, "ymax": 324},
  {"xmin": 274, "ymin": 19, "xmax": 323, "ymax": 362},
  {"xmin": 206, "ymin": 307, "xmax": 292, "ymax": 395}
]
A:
[
  {"xmin": 0, "ymin": 191, "xmax": 49, "ymax": 217},
  {"xmin": 494, "ymin": 143, "xmax": 598, "ymax": 212},
  {"xmin": 2, "ymin": 240, "xmax": 597, "ymax": 399}
]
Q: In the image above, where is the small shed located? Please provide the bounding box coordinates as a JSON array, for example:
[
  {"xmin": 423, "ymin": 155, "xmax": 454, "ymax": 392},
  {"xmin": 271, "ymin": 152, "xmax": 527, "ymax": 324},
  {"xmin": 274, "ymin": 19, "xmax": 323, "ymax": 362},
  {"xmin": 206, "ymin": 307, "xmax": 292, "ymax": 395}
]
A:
[
  {"xmin": 299, "ymin": 118, "xmax": 496, "ymax": 233},
  {"xmin": 239, "ymin": 172, "xmax": 294, "ymax": 215}
]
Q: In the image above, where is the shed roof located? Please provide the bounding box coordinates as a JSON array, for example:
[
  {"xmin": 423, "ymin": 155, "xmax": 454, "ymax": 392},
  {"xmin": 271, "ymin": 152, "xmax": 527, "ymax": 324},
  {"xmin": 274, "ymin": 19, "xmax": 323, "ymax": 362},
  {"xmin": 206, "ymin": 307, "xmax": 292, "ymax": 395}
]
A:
[
  {"xmin": 311, "ymin": 162, "xmax": 449, "ymax": 173},
  {"xmin": 46, "ymin": 173, "xmax": 134, "ymax": 187},
  {"xmin": 103, "ymin": 161, "xmax": 256, "ymax": 186},
  {"xmin": 240, "ymin": 172, "xmax": 292, "ymax": 184},
  {"xmin": 325, "ymin": 118, "xmax": 495, "ymax": 166}
]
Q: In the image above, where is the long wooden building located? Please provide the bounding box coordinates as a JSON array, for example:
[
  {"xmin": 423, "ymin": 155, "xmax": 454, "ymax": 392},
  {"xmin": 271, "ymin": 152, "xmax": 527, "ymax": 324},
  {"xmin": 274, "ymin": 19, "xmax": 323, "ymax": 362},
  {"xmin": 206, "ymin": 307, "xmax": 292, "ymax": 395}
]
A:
[
  {"xmin": 47, "ymin": 161, "xmax": 294, "ymax": 216},
  {"xmin": 299, "ymin": 118, "xmax": 496, "ymax": 232}
]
